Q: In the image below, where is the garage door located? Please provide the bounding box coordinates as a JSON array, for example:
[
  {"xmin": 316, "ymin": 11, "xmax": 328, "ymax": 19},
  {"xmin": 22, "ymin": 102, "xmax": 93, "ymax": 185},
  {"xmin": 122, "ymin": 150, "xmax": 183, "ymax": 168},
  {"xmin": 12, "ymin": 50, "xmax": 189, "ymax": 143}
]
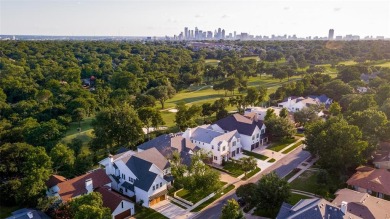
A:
[
  {"xmin": 114, "ymin": 210, "xmax": 130, "ymax": 219},
  {"xmin": 150, "ymin": 195, "xmax": 165, "ymax": 206}
]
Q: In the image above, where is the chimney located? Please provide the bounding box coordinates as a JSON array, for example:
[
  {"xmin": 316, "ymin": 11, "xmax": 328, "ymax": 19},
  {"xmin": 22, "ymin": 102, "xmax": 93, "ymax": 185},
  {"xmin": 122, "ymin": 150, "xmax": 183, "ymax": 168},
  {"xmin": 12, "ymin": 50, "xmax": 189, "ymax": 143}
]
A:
[
  {"xmin": 85, "ymin": 178, "xmax": 93, "ymax": 194},
  {"xmin": 186, "ymin": 128, "xmax": 192, "ymax": 138},
  {"xmin": 287, "ymin": 97, "xmax": 292, "ymax": 107},
  {"xmin": 341, "ymin": 201, "xmax": 348, "ymax": 214}
]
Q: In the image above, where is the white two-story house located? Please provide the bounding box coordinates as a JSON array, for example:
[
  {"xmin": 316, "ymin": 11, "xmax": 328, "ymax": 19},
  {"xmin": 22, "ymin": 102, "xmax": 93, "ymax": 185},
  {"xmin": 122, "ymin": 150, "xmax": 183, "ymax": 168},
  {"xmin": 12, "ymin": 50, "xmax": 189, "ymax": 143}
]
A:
[
  {"xmin": 99, "ymin": 148, "xmax": 172, "ymax": 207},
  {"xmin": 210, "ymin": 113, "xmax": 267, "ymax": 151},
  {"xmin": 182, "ymin": 125, "xmax": 242, "ymax": 165}
]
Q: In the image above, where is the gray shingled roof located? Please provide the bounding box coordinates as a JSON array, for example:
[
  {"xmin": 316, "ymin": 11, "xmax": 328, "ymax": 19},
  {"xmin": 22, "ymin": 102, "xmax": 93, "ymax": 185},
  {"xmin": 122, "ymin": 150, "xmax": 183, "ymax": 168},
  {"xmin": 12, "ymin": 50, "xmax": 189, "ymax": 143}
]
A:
[
  {"xmin": 120, "ymin": 148, "xmax": 170, "ymax": 192},
  {"xmin": 137, "ymin": 134, "xmax": 199, "ymax": 166},
  {"xmin": 213, "ymin": 114, "xmax": 264, "ymax": 136},
  {"xmin": 276, "ymin": 198, "xmax": 345, "ymax": 219},
  {"xmin": 191, "ymin": 127, "xmax": 225, "ymax": 143}
]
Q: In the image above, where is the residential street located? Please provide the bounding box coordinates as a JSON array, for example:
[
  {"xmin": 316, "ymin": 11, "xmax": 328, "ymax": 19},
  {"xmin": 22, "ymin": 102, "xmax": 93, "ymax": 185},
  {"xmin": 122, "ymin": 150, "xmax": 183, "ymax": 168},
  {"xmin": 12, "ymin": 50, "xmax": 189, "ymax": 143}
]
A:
[{"xmin": 192, "ymin": 146, "xmax": 311, "ymax": 219}]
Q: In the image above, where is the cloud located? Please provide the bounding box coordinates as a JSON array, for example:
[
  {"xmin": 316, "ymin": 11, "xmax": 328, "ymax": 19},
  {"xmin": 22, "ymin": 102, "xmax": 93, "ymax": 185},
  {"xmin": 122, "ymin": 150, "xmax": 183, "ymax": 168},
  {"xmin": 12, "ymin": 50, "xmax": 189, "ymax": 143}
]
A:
[
  {"xmin": 334, "ymin": 7, "xmax": 341, "ymax": 12},
  {"xmin": 283, "ymin": 7, "xmax": 290, "ymax": 10},
  {"xmin": 195, "ymin": 14, "xmax": 203, "ymax": 18},
  {"xmin": 167, "ymin": 18, "xmax": 178, "ymax": 23},
  {"xmin": 221, "ymin": 14, "xmax": 229, "ymax": 19}
]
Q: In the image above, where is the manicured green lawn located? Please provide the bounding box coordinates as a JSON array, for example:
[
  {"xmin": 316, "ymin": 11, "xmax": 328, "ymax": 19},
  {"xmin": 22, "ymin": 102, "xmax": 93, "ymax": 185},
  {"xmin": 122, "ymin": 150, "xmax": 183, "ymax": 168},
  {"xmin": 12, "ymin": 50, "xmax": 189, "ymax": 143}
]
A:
[
  {"xmin": 176, "ymin": 181, "xmax": 227, "ymax": 204},
  {"xmin": 253, "ymin": 207, "xmax": 279, "ymax": 218},
  {"xmin": 241, "ymin": 56, "xmax": 260, "ymax": 61},
  {"xmin": 289, "ymin": 170, "xmax": 342, "ymax": 199},
  {"xmin": 283, "ymin": 168, "xmax": 301, "ymax": 181},
  {"xmin": 268, "ymin": 138, "xmax": 297, "ymax": 152},
  {"xmin": 65, "ymin": 117, "xmax": 94, "ymax": 136},
  {"xmin": 223, "ymin": 161, "xmax": 245, "ymax": 177},
  {"xmin": 0, "ymin": 205, "xmax": 20, "ymax": 218},
  {"xmin": 338, "ymin": 60, "xmax": 358, "ymax": 66},
  {"xmin": 282, "ymin": 141, "xmax": 303, "ymax": 154},
  {"xmin": 134, "ymin": 205, "xmax": 168, "ymax": 219},
  {"xmin": 242, "ymin": 167, "xmax": 261, "ymax": 180},
  {"xmin": 287, "ymin": 193, "xmax": 311, "ymax": 205},
  {"xmin": 160, "ymin": 111, "xmax": 176, "ymax": 127},
  {"xmin": 374, "ymin": 61, "xmax": 390, "ymax": 68},
  {"xmin": 243, "ymin": 150, "xmax": 268, "ymax": 160},
  {"xmin": 191, "ymin": 184, "xmax": 235, "ymax": 212},
  {"xmin": 268, "ymin": 158, "xmax": 276, "ymax": 163}
]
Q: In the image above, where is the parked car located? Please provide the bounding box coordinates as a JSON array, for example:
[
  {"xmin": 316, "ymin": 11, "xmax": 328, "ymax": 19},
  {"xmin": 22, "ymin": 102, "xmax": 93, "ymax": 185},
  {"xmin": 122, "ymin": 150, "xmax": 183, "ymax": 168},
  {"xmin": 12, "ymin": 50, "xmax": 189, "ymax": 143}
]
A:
[{"xmin": 237, "ymin": 198, "xmax": 246, "ymax": 207}]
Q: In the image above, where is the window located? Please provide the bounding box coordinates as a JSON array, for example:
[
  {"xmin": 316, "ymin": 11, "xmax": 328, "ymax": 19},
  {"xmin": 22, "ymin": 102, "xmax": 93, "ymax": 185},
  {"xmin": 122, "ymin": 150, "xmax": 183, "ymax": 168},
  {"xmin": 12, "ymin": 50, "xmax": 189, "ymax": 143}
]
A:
[
  {"xmin": 203, "ymin": 143, "xmax": 204, "ymax": 145},
  {"xmin": 160, "ymin": 182, "xmax": 162, "ymax": 187},
  {"xmin": 222, "ymin": 146, "xmax": 225, "ymax": 151},
  {"xmin": 212, "ymin": 145, "xmax": 214, "ymax": 149},
  {"xmin": 256, "ymin": 133, "xmax": 259, "ymax": 138},
  {"xmin": 153, "ymin": 186, "xmax": 155, "ymax": 190},
  {"xmin": 252, "ymin": 136, "xmax": 255, "ymax": 140},
  {"xmin": 218, "ymin": 146, "xmax": 220, "ymax": 151},
  {"xmin": 214, "ymin": 156, "xmax": 218, "ymax": 160},
  {"xmin": 191, "ymin": 140, "xmax": 193, "ymax": 143},
  {"xmin": 261, "ymin": 129, "xmax": 265, "ymax": 134},
  {"xmin": 232, "ymin": 141, "xmax": 236, "ymax": 146},
  {"xmin": 121, "ymin": 202, "xmax": 123, "ymax": 208},
  {"xmin": 156, "ymin": 184, "xmax": 159, "ymax": 189},
  {"xmin": 125, "ymin": 188, "xmax": 128, "ymax": 192}
]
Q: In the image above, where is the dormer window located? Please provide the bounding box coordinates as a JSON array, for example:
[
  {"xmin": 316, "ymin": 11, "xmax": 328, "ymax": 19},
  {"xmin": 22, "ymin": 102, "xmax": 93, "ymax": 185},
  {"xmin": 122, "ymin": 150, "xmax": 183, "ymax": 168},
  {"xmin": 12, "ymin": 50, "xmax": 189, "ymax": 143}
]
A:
[{"xmin": 232, "ymin": 141, "xmax": 236, "ymax": 146}]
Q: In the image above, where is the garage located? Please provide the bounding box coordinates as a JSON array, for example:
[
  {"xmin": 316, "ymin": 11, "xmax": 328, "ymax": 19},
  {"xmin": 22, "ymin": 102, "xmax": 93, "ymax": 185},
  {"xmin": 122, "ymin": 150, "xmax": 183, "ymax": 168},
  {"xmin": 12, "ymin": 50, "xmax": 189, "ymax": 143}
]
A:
[
  {"xmin": 114, "ymin": 210, "xmax": 131, "ymax": 219},
  {"xmin": 149, "ymin": 190, "xmax": 168, "ymax": 206},
  {"xmin": 150, "ymin": 194, "xmax": 165, "ymax": 206}
]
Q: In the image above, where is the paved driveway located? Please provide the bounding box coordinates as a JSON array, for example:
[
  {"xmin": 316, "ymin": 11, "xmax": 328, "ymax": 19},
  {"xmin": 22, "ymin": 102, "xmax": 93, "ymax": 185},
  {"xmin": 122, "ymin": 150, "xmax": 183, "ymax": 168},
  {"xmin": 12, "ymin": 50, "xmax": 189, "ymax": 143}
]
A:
[{"xmin": 151, "ymin": 200, "xmax": 187, "ymax": 219}]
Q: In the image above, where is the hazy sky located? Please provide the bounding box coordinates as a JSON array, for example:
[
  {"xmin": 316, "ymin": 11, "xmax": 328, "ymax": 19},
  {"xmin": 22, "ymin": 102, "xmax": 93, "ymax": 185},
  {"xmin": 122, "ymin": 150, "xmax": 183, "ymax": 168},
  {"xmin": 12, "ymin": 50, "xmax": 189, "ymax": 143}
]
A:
[{"xmin": 1, "ymin": 0, "xmax": 389, "ymax": 37}]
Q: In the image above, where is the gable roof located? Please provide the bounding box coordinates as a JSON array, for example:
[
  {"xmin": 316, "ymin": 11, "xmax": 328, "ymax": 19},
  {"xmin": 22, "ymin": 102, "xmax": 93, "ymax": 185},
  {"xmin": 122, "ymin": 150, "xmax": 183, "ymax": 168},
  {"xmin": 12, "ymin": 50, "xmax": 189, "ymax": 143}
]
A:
[
  {"xmin": 346, "ymin": 166, "xmax": 390, "ymax": 196},
  {"xmin": 137, "ymin": 134, "xmax": 199, "ymax": 166},
  {"xmin": 191, "ymin": 127, "xmax": 227, "ymax": 143},
  {"xmin": 56, "ymin": 169, "xmax": 111, "ymax": 202},
  {"xmin": 119, "ymin": 148, "xmax": 170, "ymax": 192},
  {"xmin": 332, "ymin": 188, "xmax": 390, "ymax": 219},
  {"xmin": 276, "ymin": 198, "xmax": 346, "ymax": 219},
  {"xmin": 45, "ymin": 175, "xmax": 66, "ymax": 188},
  {"xmin": 213, "ymin": 113, "xmax": 263, "ymax": 136},
  {"xmin": 95, "ymin": 186, "xmax": 133, "ymax": 213}
]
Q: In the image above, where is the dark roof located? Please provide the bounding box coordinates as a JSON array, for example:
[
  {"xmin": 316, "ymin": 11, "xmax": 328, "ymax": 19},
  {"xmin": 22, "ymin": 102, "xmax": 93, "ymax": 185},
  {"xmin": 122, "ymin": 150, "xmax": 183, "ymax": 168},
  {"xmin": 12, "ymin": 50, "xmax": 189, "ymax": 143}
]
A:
[
  {"xmin": 276, "ymin": 198, "xmax": 345, "ymax": 219},
  {"xmin": 121, "ymin": 181, "xmax": 135, "ymax": 192},
  {"xmin": 164, "ymin": 175, "xmax": 174, "ymax": 182},
  {"xmin": 137, "ymin": 134, "xmax": 199, "ymax": 166},
  {"xmin": 116, "ymin": 147, "xmax": 129, "ymax": 154},
  {"xmin": 45, "ymin": 175, "xmax": 66, "ymax": 188},
  {"xmin": 120, "ymin": 148, "xmax": 169, "ymax": 192},
  {"xmin": 95, "ymin": 186, "xmax": 133, "ymax": 213},
  {"xmin": 56, "ymin": 169, "xmax": 111, "ymax": 202},
  {"xmin": 125, "ymin": 156, "xmax": 157, "ymax": 192},
  {"xmin": 7, "ymin": 208, "xmax": 50, "ymax": 219},
  {"xmin": 308, "ymin": 94, "xmax": 331, "ymax": 103},
  {"xmin": 213, "ymin": 113, "xmax": 264, "ymax": 136}
]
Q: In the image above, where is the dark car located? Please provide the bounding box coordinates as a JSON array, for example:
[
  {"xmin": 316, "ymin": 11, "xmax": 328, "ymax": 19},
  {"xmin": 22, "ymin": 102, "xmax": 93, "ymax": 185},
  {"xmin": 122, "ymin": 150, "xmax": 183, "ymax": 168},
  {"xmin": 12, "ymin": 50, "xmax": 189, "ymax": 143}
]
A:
[{"xmin": 237, "ymin": 198, "xmax": 246, "ymax": 207}]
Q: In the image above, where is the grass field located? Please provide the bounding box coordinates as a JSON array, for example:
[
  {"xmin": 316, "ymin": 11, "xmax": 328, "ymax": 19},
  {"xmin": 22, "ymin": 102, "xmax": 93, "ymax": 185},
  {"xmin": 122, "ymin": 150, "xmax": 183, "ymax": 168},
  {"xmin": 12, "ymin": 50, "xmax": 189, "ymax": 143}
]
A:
[
  {"xmin": 243, "ymin": 150, "xmax": 269, "ymax": 160},
  {"xmin": 176, "ymin": 181, "xmax": 227, "ymax": 203},
  {"xmin": 134, "ymin": 205, "xmax": 168, "ymax": 219},
  {"xmin": 338, "ymin": 60, "xmax": 358, "ymax": 66},
  {"xmin": 267, "ymin": 138, "xmax": 297, "ymax": 152},
  {"xmin": 288, "ymin": 193, "xmax": 311, "ymax": 205},
  {"xmin": 223, "ymin": 161, "xmax": 245, "ymax": 177},
  {"xmin": 65, "ymin": 117, "xmax": 94, "ymax": 136},
  {"xmin": 374, "ymin": 61, "xmax": 390, "ymax": 68},
  {"xmin": 190, "ymin": 184, "xmax": 235, "ymax": 212}
]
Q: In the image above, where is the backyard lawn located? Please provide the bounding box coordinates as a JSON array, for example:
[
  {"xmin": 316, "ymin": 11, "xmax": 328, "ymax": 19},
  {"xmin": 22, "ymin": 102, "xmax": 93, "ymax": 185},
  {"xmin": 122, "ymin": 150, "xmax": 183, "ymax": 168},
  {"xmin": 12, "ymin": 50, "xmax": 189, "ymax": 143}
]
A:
[
  {"xmin": 289, "ymin": 170, "xmax": 342, "ymax": 199},
  {"xmin": 267, "ymin": 138, "xmax": 297, "ymax": 152},
  {"xmin": 176, "ymin": 181, "xmax": 227, "ymax": 204},
  {"xmin": 287, "ymin": 193, "xmax": 312, "ymax": 205},
  {"xmin": 243, "ymin": 150, "xmax": 268, "ymax": 160}
]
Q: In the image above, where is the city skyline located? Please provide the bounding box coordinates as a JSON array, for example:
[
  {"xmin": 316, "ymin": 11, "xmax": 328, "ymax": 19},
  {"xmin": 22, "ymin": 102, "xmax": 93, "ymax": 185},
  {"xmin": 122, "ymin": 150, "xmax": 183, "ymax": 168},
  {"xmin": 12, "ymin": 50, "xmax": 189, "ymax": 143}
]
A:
[{"xmin": 1, "ymin": 0, "xmax": 389, "ymax": 37}]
